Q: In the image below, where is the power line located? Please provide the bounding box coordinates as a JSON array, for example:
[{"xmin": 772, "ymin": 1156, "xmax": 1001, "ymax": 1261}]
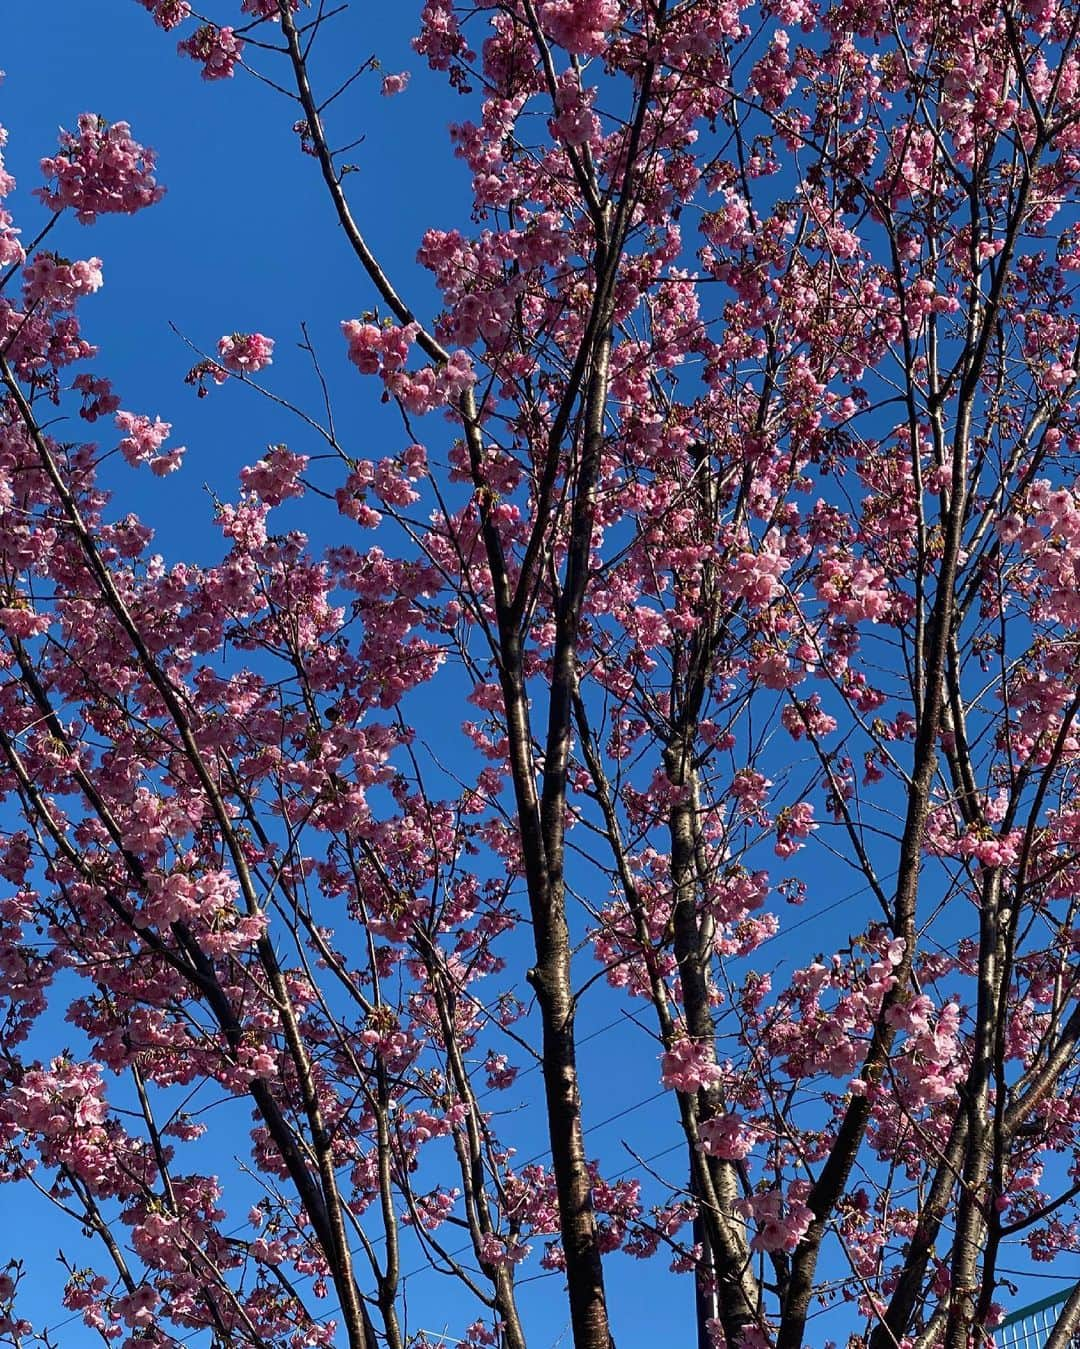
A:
[{"xmin": 41, "ymin": 878, "xmax": 881, "ymax": 1345}]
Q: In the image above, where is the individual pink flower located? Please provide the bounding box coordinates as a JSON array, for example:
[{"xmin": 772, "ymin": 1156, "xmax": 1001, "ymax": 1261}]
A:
[
  {"xmin": 551, "ymin": 71, "xmax": 601, "ymax": 147},
  {"xmin": 729, "ymin": 769, "xmax": 772, "ymax": 809},
  {"xmin": 239, "ymin": 445, "xmax": 309, "ymax": 505},
  {"xmin": 381, "ymin": 71, "xmax": 411, "ymax": 96},
  {"xmin": 774, "ymin": 801, "xmax": 817, "ymax": 858},
  {"xmin": 727, "ymin": 531, "xmax": 789, "ymax": 607},
  {"xmin": 0, "ymin": 209, "xmax": 23, "ymax": 268},
  {"xmin": 185, "ymin": 357, "xmax": 229, "ymax": 396},
  {"xmin": 956, "ymin": 828, "xmax": 1022, "ymax": 869},
  {"xmin": 484, "ymin": 1051, "xmax": 518, "ymax": 1090},
  {"xmin": 240, "ymin": 0, "xmax": 301, "ymax": 14},
  {"xmin": 178, "ymin": 25, "xmax": 244, "ymax": 80},
  {"xmin": 0, "ymin": 125, "xmax": 16, "ymax": 201},
  {"xmin": 699, "ymin": 1112, "xmax": 757, "ymax": 1161},
  {"xmin": 660, "ymin": 1037, "xmax": 723, "ymax": 1094},
  {"xmin": 73, "ymin": 373, "xmax": 121, "ymax": 422},
  {"xmin": 478, "ymin": 1231, "xmax": 530, "ymax": 1268},
  {"xmin": 115, "ymin": 1285, "xmax": 158, "ymax": 1329},
  {"xmin": 115, "ymin": 409, "xmax": 186, "ymax": 474},
  {"xmin": 342, "ymin": 319, "xmax": 418, "ymax": 374},
  {"xmin": 218, "ymin": 331, "xmax": 274, "ymax": 374},
  {"xmin": 136, "ymin": 0, "xmax": 191, "ymax": 27},
  {"xmin": 737, "ymin": 1190, "xmax": 814, "ymax": 1253},
  {"xmin": 342, "ymin": 320, "xmax": 383, "ymax": 374}
]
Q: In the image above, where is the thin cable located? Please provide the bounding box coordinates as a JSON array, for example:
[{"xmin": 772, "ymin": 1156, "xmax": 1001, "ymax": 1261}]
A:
[{"xmin": 53, "ymin": 880, "xmax": 880, "ymax": 1345}]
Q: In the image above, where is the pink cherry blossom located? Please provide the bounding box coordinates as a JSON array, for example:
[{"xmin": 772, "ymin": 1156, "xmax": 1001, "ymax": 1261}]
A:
[
  {"xmin": 699, "ymin": 1112, "xmax": 757, "ymax": 1161},
  {"xmin": 661, "ymin": 1038, "xmax": 724, "ymax": 1094},
  {"xmin": 114, "ymin": 409, "xmax": 185, "ymax": 474},
  {"xmin": 239, "ymin": 445, "xmax": 308, "ymax": 505},
  {"xmin": 217, "ymin": 331, "xmax": 274, "ymax": 373},
  {"xmin": 736, "ymin": 1189, "xmax": 814, "ymax": 1254},
  {"xmin": 178, "ymin": 25, "xmax": 244, "ymax": 80},
  {"xmin": 381, "ymin": 71, "xmax": 411, "ymax": 96},
  {"xmin": 135, "ymin": 0, "xmax": 191, "ymax": 28},
  {"xmin": 774, "ymin": 801, "xmax": 817, "ymax": 858},
  {"xmin": 22, "ymin": 253, "xmax": 103, "ymax": 308},
  {"xmin": 539, "ymin": 0, "xmax": 621, "ymax": 55},
  {"xmin": 73, "ymin": 372, "xmax": 121, "ymax": 421},
  {"xmin": 38, "ymin": 115, "xmax": 164, "ymax": 223}
]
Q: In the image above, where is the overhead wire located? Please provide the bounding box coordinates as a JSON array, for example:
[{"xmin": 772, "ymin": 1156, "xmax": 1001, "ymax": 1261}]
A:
[{"xmin": 39, "ymin": 876, "xmax": 880, "ymax": 1345}]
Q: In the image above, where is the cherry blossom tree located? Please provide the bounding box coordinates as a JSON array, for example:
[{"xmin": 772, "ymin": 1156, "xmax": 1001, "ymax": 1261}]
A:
[{"xmin": 3, "ymin": 2, "xmax": 1080, "ymax": 1348}]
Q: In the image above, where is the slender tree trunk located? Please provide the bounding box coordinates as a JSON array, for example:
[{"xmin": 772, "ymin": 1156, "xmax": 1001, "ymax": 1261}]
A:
[
  {"xmin": 665, "ymin": 739, "xmax": 758, "ymax": 1345},
  {"xmin": 499, "ymin": 641, "xmax": 614, "ymax": 1349}
]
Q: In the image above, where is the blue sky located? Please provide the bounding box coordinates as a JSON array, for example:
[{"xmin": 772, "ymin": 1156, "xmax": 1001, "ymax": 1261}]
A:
[{"xmin": 3, "ymin": 1, "xmax": 466, "ymax": 559}]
